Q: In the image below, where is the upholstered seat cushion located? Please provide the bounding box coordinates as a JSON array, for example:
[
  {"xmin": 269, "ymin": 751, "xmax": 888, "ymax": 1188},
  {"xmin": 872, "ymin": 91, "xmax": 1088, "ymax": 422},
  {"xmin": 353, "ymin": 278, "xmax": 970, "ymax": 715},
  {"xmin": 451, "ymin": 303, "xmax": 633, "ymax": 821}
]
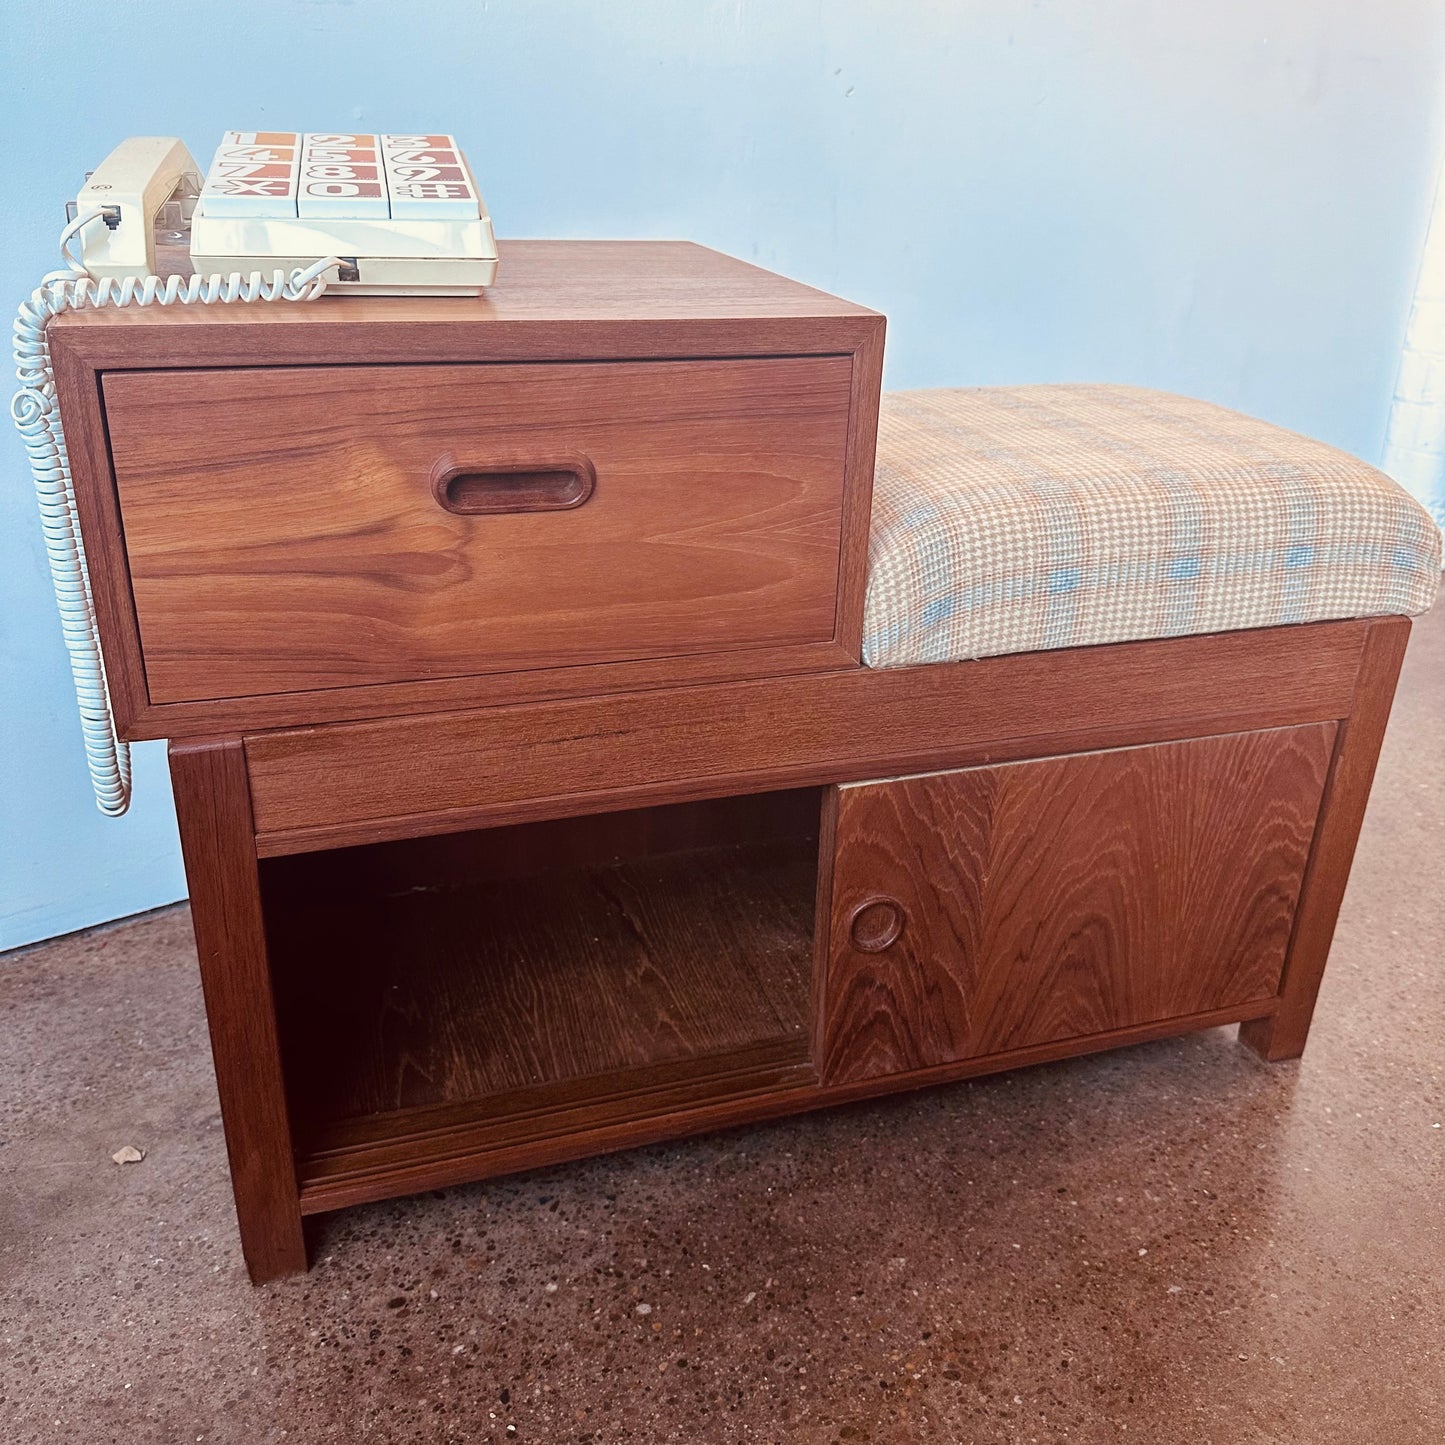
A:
[{"xmin": 862, "ymin": 385, "xmax": 1441, "ymax": 668}]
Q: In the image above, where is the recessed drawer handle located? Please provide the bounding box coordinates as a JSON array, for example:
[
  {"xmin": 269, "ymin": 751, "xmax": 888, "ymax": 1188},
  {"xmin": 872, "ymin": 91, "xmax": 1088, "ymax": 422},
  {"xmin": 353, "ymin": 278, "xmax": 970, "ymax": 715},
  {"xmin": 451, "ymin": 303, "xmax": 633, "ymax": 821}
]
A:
[{"xmin": 430, "ymin": 453, "xmax": 596, "ymax": 515}]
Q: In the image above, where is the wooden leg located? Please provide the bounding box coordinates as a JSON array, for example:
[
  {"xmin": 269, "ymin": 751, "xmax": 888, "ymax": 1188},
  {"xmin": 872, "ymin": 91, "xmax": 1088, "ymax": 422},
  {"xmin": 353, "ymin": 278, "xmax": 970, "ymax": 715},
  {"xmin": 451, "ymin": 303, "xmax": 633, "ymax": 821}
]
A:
[
  {"xmin": 1240, "ymin": 616, "xmax": 1411, "ymax": 1062},
  {"xmin": 171, "ymin": 738, "xmax": 307, "ymax": 1282}
]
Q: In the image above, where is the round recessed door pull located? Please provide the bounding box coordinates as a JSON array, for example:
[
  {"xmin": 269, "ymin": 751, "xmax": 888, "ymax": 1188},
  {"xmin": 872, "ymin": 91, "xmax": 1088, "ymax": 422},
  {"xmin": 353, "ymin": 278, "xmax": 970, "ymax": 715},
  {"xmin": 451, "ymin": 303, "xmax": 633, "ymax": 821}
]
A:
[{"xmin": 848, "ymin": 896, "xmax": 905, "ymax": 953}]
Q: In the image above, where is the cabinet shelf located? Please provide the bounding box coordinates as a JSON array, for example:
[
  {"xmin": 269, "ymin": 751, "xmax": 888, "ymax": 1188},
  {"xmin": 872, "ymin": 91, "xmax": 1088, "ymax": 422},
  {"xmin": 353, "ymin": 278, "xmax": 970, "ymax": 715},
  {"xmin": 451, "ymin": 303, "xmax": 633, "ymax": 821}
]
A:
[{"xmin": 258, "ymin": 791, "xmax": 823, "ymax": 1198}]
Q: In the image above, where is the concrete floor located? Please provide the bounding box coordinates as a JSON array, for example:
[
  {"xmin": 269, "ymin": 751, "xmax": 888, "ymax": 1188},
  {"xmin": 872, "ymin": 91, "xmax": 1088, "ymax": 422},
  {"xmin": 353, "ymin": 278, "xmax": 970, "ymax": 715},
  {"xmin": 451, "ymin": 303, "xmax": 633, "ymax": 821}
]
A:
[{"xmin": 2, "ymin": 606, "xmax": 1441, "ymax": 1445}]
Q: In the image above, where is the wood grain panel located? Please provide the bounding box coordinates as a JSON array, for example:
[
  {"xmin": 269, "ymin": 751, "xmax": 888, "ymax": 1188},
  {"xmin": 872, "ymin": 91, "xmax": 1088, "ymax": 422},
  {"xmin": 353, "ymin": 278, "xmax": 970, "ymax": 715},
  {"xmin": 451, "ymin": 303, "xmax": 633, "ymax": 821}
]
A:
[
  {"xmin": 169, "ymin": 739, "xmax": 306, "ymax": 1282},
  {"xmin": 820, "ymin": 725, "xmax": 1336, "ymax": 1085},
  {"xmin": 51, "ymin": 241, "xmax": 884, "ymax": 737},
  {"xmin": 264, "ymin": 833, "xmax": 819, "ymax": 1134},
  {"xmin": 114, "ymin": 639, "xmax": 856, "ymax": 740},
  {"xmin": 49, "ymin": 240, "xmax": 882, "ymax": 371},
  {"xmin": 834, "ymin": 314, "xmax": 885, "ymax": 657},
  {"xmin": 1241, "ymin": 615, "xmax": 1412, "ymax": 1059},
  {"xmin": 51, "ymin": 343, "xmax": 151, "ymax": 731},
  {"xmin": 261, "ymin": 787, "xmax": 823, "ymax": 895},
  {"xmin": 103, "ymin": 356, "xmax": 853, "ymax": 702},
  {"xmin": 295, "ymin": 998, "xmax": 1276, "ymax": 1216},
  {"xmin": 246, "ymin": 619, "xmax": 1368, "ymax": 854}
]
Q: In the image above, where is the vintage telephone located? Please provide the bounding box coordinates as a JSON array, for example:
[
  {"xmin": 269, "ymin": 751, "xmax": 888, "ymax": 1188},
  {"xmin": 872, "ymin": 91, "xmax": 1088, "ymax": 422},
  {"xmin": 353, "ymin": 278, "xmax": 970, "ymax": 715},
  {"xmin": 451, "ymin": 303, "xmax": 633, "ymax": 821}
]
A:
[
  {"xmin": 12, "ymin": 133, "xmax": 498, "ymax": 815},
  {"xmin": 71, "ymin": 132, "xmax": 497, "ymax": 294}
]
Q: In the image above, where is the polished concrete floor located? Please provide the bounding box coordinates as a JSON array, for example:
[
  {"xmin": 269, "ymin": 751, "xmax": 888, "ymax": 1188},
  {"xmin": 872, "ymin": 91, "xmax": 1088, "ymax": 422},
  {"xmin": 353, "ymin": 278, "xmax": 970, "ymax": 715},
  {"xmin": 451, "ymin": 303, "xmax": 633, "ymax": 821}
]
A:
[{"xmin": 2, "ymin": 606, "xmax": 1442, "ymax": 1445}]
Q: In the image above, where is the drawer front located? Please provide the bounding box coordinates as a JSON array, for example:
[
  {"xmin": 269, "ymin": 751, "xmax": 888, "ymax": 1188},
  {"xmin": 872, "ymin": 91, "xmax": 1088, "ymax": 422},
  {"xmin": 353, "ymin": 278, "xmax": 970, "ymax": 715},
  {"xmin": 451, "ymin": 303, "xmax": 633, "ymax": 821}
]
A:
[
  {"xmin": 102, "ymin": 357, "xmax": 853, "ymax": 704},
  {"xmin": 819, "ymin": 724, "xmax": 1336, "ymax": 1086}
]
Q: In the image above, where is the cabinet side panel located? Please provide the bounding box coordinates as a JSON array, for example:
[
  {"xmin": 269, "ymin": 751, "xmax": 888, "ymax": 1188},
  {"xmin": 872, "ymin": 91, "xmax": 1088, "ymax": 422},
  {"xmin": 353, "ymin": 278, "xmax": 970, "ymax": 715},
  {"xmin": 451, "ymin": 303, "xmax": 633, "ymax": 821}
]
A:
[
  {"xmin": 1241, "ymin": 615, "xmax": 1412, "ymax": 1059},
  {"xmin": 833, "ymin": 317, "xmax": 886, "ymax": 657},
  {"xmin": 822, "ymin": 724, "xmax": 1336, "ymax": 1085},
  {"xmin": 50, "ymin": 338, "xmax": 150, "ymax": 732}
]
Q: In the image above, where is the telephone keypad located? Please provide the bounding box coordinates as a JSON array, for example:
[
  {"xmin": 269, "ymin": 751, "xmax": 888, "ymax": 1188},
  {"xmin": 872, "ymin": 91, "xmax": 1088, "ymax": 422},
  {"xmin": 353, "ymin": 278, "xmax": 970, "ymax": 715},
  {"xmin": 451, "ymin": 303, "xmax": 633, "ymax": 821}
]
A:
[{"xmin": 198, "ymin": 131, "xmax": 480, "ymax": 222}]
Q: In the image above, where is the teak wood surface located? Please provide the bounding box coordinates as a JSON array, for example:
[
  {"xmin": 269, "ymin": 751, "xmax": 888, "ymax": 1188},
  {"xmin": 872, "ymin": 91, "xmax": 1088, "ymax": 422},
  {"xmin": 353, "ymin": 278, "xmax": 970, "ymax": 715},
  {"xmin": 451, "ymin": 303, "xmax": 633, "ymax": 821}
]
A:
[
  {"xmin": 819, "ymin": 725, "xmax": 1335, "ymax": 1084},
  {"xmin": 173, "ymin": 613, "xmax": 1408, "ymax": 1281},
  {"xmin": 244, "ymin": 616, "xmax": 1370, "ymax": 854},
  {"xmin": 56, "ymin": 239, "xmax": 1415, "ymax": 1282},
  {"xmin": 272, "ymin": 839, "xmax": 814, "ymax": 1129},
  {"xmin": 103, "ymin": 356, "xmax": 854, "ymax": 701},
  {"xmin": 51, "ymin": 240, "xmax": 885, "ymax": 737},
  {"xmin": 50, "ymin": 240, "xmax": 880, "ymax": 361},
  {"xmin": 1239, "ymin": 617, "xmax": 1412, "ymax": 1060},
  {"xmin": 264, "ymin": 823, "xmax": 818, "ymax": 1130},
  {"xmin": 168, "ymin": 741, "xmax": 307, "ymax": 1281}
]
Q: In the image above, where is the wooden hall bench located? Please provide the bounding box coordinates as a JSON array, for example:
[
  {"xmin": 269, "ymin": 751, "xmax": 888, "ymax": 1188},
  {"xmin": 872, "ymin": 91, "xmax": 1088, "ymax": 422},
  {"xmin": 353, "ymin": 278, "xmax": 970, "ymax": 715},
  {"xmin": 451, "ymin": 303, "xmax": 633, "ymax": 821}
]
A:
[{"xmin": 46, "ymin": 241, "xmax": 1441, "ymax": 1281}]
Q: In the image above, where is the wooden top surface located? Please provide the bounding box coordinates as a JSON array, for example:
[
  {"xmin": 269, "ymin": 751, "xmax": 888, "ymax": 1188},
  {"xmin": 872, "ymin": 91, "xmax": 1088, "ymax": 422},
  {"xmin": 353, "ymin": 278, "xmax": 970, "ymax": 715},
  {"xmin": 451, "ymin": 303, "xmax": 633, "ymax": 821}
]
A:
[
  {"xmin": 50, "ymin": 240, "xmax": 882, "ymax": 369},
  {"xmin": 52, "ymin": 239, "xmax": 877, "ymax": 333}
]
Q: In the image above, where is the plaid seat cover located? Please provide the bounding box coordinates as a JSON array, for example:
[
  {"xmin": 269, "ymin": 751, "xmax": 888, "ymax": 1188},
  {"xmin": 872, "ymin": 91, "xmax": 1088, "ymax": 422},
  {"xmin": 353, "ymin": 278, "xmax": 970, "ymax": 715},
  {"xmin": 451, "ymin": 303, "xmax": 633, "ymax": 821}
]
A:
[{"xmin": 862, "ymin": 385, "xmax": 1441, "ymax": 668}]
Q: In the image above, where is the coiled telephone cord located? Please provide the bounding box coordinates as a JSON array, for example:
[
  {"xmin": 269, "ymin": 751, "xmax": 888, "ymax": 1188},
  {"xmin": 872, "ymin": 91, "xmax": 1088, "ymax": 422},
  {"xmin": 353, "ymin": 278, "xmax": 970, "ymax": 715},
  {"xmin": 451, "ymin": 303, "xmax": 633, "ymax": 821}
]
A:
[{"xmin": 10, "ymin": 207, "xmax": 339, "ymax": 814}]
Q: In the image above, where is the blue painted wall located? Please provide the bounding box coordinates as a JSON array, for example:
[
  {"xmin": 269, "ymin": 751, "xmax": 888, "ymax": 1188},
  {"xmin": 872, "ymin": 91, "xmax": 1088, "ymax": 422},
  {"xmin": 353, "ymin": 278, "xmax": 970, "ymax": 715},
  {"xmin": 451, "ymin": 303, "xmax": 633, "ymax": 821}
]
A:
[{"xmin": 4, "ymin": 0, "xmax": 1444, "ymax": 949}]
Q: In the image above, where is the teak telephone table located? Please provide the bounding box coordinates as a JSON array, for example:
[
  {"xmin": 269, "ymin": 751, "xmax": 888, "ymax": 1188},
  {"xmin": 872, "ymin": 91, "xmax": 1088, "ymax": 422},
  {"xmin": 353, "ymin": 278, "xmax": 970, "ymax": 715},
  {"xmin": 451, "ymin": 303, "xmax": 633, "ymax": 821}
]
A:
[{"xmin": 48, "ymin": 241, "xmax": 1427, "ymax": 1282}]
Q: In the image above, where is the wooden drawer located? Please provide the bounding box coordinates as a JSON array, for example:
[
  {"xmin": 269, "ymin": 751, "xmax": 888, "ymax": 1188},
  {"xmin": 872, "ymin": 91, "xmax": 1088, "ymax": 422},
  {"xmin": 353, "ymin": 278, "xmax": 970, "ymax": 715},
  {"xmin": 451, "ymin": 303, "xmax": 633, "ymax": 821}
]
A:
[
  {"xmin": 101, "ymin": 356, "xmax": 854, "ymax": 706},
  {"xmin": 818, "ymin": 725, "xmax": 1337, "ymax": 1086}
]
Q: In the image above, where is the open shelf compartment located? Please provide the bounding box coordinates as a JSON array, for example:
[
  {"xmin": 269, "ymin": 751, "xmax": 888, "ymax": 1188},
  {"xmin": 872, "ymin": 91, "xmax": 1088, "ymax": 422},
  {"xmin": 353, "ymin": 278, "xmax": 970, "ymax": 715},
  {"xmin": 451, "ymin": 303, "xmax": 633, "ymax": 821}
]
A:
[{"xmin": 258, "ymin": 789, "xmax": 825, "ymax": 1198}]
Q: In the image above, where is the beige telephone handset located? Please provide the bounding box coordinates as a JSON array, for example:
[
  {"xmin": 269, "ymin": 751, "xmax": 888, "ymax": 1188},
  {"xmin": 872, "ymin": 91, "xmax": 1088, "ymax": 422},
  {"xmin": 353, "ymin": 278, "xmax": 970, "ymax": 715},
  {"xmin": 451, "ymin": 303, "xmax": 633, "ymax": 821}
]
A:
[
  {"xmin": 15, "ymin": 132, "xmax": 498, "ymax": 819},
  {"xmin": 72, "ymin": 136, "xmax": 199, "ymax": 281}
]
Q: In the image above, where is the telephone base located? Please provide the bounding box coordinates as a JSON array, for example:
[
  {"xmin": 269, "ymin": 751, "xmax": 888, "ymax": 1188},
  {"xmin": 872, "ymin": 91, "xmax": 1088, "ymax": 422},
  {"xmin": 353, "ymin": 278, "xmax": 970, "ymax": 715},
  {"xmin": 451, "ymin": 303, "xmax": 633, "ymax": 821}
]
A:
[{"xmin": 190, "ymin": 250, "xmax": 497, "ymax": 297}]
